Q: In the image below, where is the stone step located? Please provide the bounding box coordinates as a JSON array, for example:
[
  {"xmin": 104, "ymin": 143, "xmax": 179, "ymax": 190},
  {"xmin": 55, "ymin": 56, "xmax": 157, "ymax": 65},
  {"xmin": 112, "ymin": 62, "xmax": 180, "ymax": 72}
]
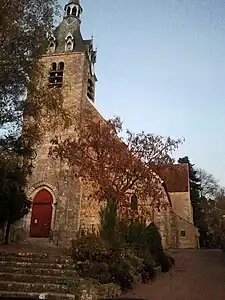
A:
[
  {"xmin": 0, "ymin": 281, "xmax": 79, "ymax": 295},
  {"xmin": 0, "ymin": 260, "xmax": 75, "ymax": 270},
  {"xmin": 0, "ymin": 244, "xmax": 86, "ymax": 299},
  {"xmin": 0, "ymin": 290, "xmax": 76, "ymax": 300},
  {"xmin": 0, "ymin": 273, "xmax": 80, "ymax": 285},
  {"xmin": 0, "ymin": 250, "xmax": 71, "ymax": 259},
  {"xmin": 0, "ymin": 266, "xmax": 77, "ymax": 277},
  {"xmin": 0, "ymin": 243, "xmax": 70, "ymax": 257},
  {"xmin": 0, "ymin": 253, "xmax": 73, "ymax": 264}
]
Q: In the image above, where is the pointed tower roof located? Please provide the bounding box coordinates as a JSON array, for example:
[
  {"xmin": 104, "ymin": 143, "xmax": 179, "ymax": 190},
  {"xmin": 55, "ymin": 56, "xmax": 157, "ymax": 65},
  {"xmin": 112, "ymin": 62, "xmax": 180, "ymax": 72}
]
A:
[
  {"xmin": 50, "ymin": 0, "xmax": 85, "ymax": 53},
  {"xmin": 46, "ymin": 0, "xmax": 97, "ymax": 58}
]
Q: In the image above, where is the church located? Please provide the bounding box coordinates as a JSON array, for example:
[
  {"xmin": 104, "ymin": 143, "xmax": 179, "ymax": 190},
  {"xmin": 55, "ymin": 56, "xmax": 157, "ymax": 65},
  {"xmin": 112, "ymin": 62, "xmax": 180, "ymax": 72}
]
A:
[{"xmin": 15, "ymin": 0, "xmax": 197, "ymax": 249}]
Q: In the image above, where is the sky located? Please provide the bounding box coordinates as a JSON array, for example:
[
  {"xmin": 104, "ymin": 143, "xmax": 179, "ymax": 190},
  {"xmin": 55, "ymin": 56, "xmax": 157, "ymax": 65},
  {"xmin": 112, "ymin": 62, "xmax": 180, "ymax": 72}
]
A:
[{"xmin": 59, "ymin": 0, "xmax": 225, "ymax": 185}]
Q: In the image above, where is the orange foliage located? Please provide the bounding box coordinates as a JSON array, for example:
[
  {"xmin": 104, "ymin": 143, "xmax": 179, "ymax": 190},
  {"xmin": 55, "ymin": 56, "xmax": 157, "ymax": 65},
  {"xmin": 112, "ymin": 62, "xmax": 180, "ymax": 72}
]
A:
[{"xmin": 50, "ymin": 112, "xmax": 183, "ymax": 212}]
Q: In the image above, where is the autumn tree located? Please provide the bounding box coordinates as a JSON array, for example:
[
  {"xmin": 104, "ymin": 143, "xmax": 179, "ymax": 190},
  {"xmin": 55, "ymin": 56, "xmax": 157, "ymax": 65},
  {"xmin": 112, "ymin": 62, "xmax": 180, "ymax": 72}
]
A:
[
  {"xmin": 178, "ymin": 157, "xmax": 225, "ymax": 247},
  {"xmin": 215, "ymin": 194, "xmax": 225, "ymax": 244},
  {"xmin": 197, "ymin": 170, "xmax": 225, "ymax": 246},
  {"xmin": 197, "ymin": 169, "xmax": 220, "ymax": 200},
  {"xmin": 195, "ymin": 170, "xmax": 225, "ymax": 247},
  {"xmin": 51, "ymin": 113, "xmax": 183, "ymax": 220},
  {"xmin": 0, "ymin": 0, "xmax": 60, "ymax": 126}
]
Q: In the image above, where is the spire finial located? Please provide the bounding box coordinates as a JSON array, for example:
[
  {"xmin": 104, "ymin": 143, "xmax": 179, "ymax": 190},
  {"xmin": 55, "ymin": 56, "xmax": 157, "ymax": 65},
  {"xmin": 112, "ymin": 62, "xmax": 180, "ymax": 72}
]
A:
[{"xmin": 68, "ymin": 0, "xmax": 80, "ymax": 4}]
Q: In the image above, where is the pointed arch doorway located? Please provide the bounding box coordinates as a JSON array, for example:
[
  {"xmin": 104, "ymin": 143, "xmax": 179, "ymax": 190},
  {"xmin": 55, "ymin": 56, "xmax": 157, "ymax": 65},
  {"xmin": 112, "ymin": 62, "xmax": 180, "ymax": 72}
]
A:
[{"xmin": 30, "ymin": 189, "xmax": 53, "ymax": 238}]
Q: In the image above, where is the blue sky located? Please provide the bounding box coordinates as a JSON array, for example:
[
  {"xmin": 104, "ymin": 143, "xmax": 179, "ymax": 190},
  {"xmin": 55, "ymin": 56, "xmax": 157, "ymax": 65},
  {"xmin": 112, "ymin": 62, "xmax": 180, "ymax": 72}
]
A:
[{"xmin": 59, "ymin": 0, "xmax": 225, "ymax": 185}]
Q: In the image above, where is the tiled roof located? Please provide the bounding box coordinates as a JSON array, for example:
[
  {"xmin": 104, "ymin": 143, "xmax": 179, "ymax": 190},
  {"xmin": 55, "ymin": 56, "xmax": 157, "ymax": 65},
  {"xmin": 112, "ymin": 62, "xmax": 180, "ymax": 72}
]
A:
[{"xmin": 155, "ymin": 163, "xmax": 189, "ymax": 193}]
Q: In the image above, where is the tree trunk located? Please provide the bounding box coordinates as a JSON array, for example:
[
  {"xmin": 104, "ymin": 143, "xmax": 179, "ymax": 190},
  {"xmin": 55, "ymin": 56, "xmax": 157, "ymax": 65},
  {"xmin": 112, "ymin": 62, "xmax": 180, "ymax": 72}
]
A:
[{"xmin": 4, "ymin": 221, "xmax": 11, "ymax": 245}]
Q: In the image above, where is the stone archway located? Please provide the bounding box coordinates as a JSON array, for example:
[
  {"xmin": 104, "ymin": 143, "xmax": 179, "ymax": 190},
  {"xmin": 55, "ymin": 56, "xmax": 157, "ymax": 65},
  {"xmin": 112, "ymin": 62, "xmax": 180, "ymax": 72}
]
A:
[{"xmin": 30, "ymin": 189, "xmax": 53, "ymax": 238}]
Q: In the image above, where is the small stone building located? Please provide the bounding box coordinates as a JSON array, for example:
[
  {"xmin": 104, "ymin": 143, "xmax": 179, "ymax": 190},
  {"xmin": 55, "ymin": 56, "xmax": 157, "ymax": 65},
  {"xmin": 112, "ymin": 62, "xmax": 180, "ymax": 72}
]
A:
[
  {"xmin": 156, "ymin": 164, "xmax": 198, "ymax": 248},
  {"xmin": 15, "ymin": 0, "xmax": 197, "ymax": 249}
]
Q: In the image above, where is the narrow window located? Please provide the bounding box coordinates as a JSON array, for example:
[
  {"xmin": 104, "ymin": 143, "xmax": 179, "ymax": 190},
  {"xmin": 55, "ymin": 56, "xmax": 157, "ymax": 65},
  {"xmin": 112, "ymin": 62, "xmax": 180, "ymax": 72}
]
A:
[
  {"xmin": 58, "ymin": 62, "xmax": 64, "ymax": 70},
  {"xmin": 49, "ymin": 42, "xmax": 55, "ymax": 53},
  {"xmin": 67, "ymin": 6, "xmax": 71, "ymax": 16},
  {"xmin": 77, "ymin": 8, "xmax": 81, "ymax": 18},
  {"xmin": 72, "ymin": 7, "xmax": 77, "ymax": 16},
  {"xmin": 91, "ymin": 224, "xmax": 96, "ymax": 234},
  {"xmin": 51, "ymin": 62, "xmax": 57, "ymax": 71},
  {"xmin": 180, "ymin": 230, "xmax": 186, "ymax": 238},
  {"xmin": 48, "ymin": 35, "xmax": 56, "ymax": 53},
  {"xmin": 48, "ymin": 62, "xmax": 64, "ymax": 88},
  {"xmin": 67, "ymin": 41, "xmax": 72, "ymax": 51},
  {"xmin": 65, "ymin": 36, "xmax": 74, "ymax": 52},
  {"xmin": 49, "ymin": 62, "xmax": 57, "ymax": 85},
  {"xmin": 131, "ymin": 194, "xmax": 138, "ymax": 210}
]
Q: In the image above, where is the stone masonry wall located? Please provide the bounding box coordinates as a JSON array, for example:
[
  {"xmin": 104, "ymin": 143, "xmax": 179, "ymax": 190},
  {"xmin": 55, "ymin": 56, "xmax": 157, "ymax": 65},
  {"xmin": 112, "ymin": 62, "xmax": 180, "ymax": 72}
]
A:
[
  {"xmin": 79, "ymin": 180, "xmax": 101, "ymax": 235},
  {"xmin": 169, "ymin": 191, "xmax": 196, "ymax": 248},
  {"xmin": 24, "ymin": 51, "xmax": 95, "ymax": 245},
  {"xmin": 169, "ymin": 191, "xmax": 194, "ymax": 223}
]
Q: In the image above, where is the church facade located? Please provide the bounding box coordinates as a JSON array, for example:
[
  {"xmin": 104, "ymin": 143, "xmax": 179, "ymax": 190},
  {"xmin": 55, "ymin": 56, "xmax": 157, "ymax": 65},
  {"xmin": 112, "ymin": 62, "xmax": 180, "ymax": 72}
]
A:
[
  {"xmin": 15, "ymin": 0, "xmax": 197, "ymax": 249},
  {"xmin": 22, "ymin": 0, "xmax": 99, "ymax": 246}
]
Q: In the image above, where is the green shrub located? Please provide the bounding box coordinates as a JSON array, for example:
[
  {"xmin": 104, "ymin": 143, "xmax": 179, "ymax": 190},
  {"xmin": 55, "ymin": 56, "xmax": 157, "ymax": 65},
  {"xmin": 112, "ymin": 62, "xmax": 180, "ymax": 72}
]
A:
[
  {"xmin": 115, "ymin": 221, "xmax": 163, "ymax": 254},
  {"xmin": 72, "ymin": 212, "xmax": 172, "ymax": 292},
  {"xmin": 114, "ymin": 220, "xmax": 174, "ymax": 275},
  {"xmin": 170, "ymin": 255, "xmax": 175, "ymax": 265},
  {"xmin": 76, "ymin": 261, "xmax": 112, "ymax": 284},
  {"xmin": 71, "ymin": 234, "xmax": 109, "ymax": 262},
  {"xmin": 109, "ymin": 257, "xmax": 134, "ymax": 291},
  {"xmin": 158, "ymin": 252, "xmax": 173, "ymax": 273},
  {"xmin": 100, "ymin": 198, "xmax": 117, "ymax": 243},
  {"xmin": 98, "ymin": 283, "xmax": 121, "ymax": 298},
  {"xmin": 71, "ymin": 234, "xmax": 134, "ymax": 290},
  {"xmin": 125, "ymin": 250, "xmax": 144, "ymax": 274},
  {"xmin": 145, "ymin": 223, "xmax": 164, "ymax": 256},
  {"xmin": 116, "ymin": 220, "xmax": 147, "ymax": 248},
  {"xmin": 141, "ymin": 260, "xmax": 156, "ymax": 283}
]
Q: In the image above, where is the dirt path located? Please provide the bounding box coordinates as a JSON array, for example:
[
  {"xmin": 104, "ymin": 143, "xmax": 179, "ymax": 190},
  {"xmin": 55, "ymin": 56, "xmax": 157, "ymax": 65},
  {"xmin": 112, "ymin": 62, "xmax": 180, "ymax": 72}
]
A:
[{"xmin": 123, "ymin": 249, "xmax": 225, "ymax": 300}]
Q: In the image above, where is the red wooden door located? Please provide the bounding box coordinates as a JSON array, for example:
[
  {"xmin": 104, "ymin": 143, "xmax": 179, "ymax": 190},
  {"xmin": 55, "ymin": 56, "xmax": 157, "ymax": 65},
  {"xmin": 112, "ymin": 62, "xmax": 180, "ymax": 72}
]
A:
[{"xmin": 30, "ymin": 190, "xmax": 53, "ymax": 238}]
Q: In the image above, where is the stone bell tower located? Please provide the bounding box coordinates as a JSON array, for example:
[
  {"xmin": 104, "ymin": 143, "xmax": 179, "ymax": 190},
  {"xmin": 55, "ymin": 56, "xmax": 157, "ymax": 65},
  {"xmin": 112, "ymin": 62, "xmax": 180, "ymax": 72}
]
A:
[{"xmin": 24, "ymin": 0, "xmax": 98, "ymax": 245}]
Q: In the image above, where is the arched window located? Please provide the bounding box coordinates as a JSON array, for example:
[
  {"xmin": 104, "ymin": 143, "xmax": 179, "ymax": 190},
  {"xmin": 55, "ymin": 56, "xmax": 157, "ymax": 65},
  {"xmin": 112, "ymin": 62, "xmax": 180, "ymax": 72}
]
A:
[
  {"xmin": 131, "ymin": 194, "xmax": 138, "ymax": 210},
  {"xmin": 49, "ymin": 42, "xmax": 55, "ymax": 52},
  {"xmin": 67, "ymin": 41, "xmax": 72, "ymax": 51},
  {"xmin": 67, "ymin": 6, "xmax": 71, "ymax": 16},
  {"xmin": 51, "ymin": 62, "xmax": 57, "ymax": 71},
  {"xmin": 58, "ymin": 62, "xmax": 64, "ymax": 70},
  {"xmin": 48, "ymin": 61, "xmax": 64, "ymax": 88},
  {"xmin": 77, "ymin": 8, "xmax": 80, "ymax": 19},
  {"xmin": 48, "ymin": 39, "xmax": 56, "ymax": 53},
  {"xmin": 65, "ymin": 35, "xmax": 74, "ymax": 52},
  {"xmin": 48, "ymin": 34, "xmax": 56, "ymax": 53},
  {"xmin": 72, "ymin": 6, "xmax": 77, "ymax": 16}
]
